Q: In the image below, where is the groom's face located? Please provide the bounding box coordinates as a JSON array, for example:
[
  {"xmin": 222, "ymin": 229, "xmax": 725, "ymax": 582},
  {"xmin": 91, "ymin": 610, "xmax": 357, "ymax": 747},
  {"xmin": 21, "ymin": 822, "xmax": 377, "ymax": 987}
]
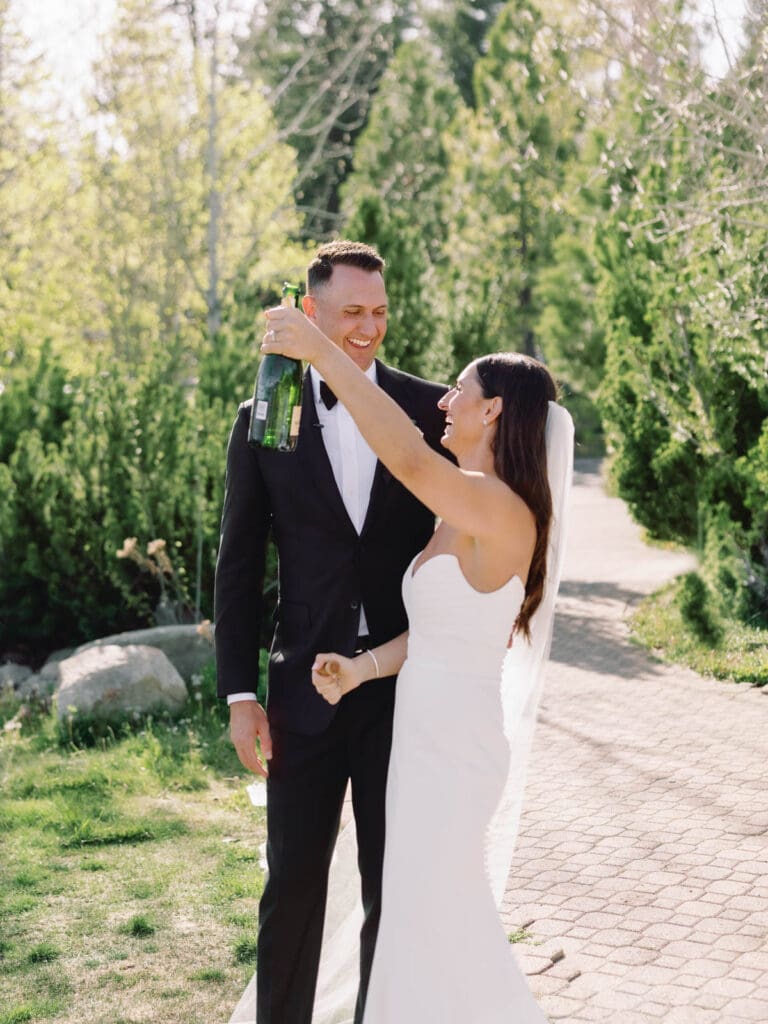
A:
[{"xmin": 303, "ymin": 264, "xmax": 388, "ymax": 371}]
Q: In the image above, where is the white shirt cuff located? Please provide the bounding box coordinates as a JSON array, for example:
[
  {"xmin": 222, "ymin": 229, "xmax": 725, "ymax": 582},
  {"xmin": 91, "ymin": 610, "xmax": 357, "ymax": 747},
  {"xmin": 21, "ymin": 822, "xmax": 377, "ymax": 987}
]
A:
[{"xmin": 227, "ymin": 692, "xmax": 259, "ymax": 705}]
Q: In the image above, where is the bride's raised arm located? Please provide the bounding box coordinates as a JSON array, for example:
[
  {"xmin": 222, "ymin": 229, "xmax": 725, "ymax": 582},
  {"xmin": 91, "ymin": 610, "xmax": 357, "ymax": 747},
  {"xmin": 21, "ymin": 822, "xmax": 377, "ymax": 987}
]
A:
[{"xmin": 262, "ymin": 306, "xmax": 531, "ymax": 543}]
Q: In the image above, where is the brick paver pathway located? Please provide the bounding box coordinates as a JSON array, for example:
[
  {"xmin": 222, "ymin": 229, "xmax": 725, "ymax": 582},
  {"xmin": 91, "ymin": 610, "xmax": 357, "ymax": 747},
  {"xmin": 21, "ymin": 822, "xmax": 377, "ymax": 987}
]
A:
[{"xmin": 503, "ymin": 459, "xmax": 768, "ymax": 1022}]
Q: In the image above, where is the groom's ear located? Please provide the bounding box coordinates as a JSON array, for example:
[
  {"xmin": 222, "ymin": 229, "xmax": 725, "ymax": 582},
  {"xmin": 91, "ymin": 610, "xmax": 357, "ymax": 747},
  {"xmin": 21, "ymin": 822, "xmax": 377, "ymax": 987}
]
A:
[{"xmin": 302, "ymin": 293, "xmax": 317, "ymax": 320}]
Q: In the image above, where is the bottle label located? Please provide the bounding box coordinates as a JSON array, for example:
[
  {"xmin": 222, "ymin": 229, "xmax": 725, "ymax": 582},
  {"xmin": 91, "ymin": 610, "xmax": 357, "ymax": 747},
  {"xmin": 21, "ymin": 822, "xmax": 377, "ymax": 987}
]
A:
[
  {"xmin": 255, "ymin": 400, "xmax": 268, "ymax": 421},
  {"xmin": 290, "ymin": 405, "xmax": 302, "ymax": 436}
]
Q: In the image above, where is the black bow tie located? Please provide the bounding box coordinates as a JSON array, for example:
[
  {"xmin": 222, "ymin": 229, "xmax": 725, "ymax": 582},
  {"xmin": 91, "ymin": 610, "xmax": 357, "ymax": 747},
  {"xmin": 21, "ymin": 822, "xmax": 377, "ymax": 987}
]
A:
[{"xmin": 319, "ymin": 381, "xmax": 338, "ymax": 410}]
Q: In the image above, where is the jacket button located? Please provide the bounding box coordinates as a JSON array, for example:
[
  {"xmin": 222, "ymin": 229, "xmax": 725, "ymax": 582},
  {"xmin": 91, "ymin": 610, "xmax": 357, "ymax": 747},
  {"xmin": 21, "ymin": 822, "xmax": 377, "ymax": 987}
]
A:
[{"xmin": 350, "ymin": 600, "xmax": 359, "ymax": 610}]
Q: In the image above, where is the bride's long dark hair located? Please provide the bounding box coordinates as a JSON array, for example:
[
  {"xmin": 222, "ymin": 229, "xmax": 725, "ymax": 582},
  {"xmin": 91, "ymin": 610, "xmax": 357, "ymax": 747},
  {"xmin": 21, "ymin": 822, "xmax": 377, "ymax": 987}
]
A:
[{"xmin": 474, "ymin": 352, "xmax": 557, "ymax": 640}]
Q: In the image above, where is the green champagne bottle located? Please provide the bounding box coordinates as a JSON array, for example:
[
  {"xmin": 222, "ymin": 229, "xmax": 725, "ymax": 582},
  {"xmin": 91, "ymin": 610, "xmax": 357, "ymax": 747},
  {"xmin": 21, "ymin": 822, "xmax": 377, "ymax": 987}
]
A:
[{"xmin": 248, "ymin": 283, "xmax": 303, "ymax": 452}]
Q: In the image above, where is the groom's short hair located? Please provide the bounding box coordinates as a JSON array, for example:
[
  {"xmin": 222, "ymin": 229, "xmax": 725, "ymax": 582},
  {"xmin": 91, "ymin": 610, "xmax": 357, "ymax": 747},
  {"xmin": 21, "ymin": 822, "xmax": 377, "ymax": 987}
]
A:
[{"xmin": 307, "ymin": 240, "xmax": 385, "ymax": 292}]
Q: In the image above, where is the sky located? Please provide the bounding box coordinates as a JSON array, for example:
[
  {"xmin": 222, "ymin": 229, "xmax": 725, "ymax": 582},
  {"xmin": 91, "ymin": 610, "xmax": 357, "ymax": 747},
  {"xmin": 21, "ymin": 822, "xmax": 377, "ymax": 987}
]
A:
[
  {"xmin": 13, "ymin": 0, "xmax": 250, "ymax": 117},
  {"xmin": 15, "ymin": 0, "xmax": 114, "ymax": 117},
  {"xmin": 14, "ymin": 0, "xmax": 750, "ymax": 117}
]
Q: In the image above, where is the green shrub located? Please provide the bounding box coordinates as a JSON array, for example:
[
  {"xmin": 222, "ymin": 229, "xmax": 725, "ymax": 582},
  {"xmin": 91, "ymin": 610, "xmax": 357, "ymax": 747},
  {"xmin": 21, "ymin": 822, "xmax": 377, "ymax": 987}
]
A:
[
  {"xmin": 632, "ymin": 578, "xmax": 768, "ymax": 684},
  {"xmin": 596, "ymin": 159, "xmax": 768, "ymax": 626},
  {"xmin": 0, "ymin": 345, "xmax": 230, "ymax": 658},
  {"xmin": 0, "ymin": 341, "xmax": 76, "ymax": 463},
  {"xmin": 736, "ymin": 421, "xmax": 768, "ymax": 625},
  {"xmin": 676, "ymin": 573, "xmax": 724, "ymax": 646}
]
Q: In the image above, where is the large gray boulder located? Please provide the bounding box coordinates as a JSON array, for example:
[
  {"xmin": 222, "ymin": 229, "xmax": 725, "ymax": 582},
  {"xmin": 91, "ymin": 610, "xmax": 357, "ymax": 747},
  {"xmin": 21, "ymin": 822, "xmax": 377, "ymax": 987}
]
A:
[
  {"xmin": 76, "ymin": 624, "xmax": 213, "ymax": 682},
  {"xmin": 56, "ymin": 644, "xmax": 187, "ymax": 723}
]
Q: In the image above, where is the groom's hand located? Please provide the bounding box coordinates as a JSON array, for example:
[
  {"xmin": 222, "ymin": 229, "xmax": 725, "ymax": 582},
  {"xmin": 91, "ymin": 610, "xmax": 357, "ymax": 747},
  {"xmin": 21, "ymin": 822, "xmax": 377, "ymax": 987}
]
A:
[{"xmin": 230, "ymin": 701, "xmax": 272, "ymax": 778}]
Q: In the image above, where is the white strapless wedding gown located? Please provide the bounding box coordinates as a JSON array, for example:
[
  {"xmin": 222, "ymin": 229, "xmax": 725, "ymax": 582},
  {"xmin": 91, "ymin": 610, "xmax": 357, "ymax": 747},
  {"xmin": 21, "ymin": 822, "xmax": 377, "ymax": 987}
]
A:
[
  {"xmin": 230, "ymin": 550, "xmax": 550, "ymax": 1024},
  {"xmin": 360, "ymin": 552, "xmax": 547, "ymax": 1023}
]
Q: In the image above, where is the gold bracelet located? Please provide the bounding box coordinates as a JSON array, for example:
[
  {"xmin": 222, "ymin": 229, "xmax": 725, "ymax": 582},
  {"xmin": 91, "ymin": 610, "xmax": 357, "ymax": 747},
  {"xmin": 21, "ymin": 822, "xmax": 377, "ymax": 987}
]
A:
[{"xmin": 366, "ymin": 648, "xmax": 380, "ymax": 679}]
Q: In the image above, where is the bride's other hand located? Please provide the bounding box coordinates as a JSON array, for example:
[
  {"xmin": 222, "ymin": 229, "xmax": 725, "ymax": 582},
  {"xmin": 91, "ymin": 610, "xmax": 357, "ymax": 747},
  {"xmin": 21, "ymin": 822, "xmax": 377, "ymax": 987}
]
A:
[
  {"xmin": 311, "ymin": 653, "xmax": 361, "ymax": 705},
  {"xmin": 262, "ymin": 306, "xmax": 327, "ymax": 363}
]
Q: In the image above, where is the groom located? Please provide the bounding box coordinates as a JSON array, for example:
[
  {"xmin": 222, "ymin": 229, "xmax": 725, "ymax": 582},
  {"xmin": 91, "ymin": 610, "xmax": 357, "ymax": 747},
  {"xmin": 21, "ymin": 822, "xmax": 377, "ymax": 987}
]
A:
[{"xmin": 214, "ymin": 240, "xmax": 449, "ymax": 1024}]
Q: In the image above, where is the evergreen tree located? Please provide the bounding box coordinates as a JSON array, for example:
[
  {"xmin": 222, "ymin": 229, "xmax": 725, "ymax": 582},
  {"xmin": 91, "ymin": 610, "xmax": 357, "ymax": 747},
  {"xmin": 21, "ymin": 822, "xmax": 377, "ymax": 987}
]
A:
[
  {"xmin": 238, "ymin": 0, "xmax": 415, "ymax": 239},
  {"xmin": 340, "ymin": 40, "xmax": 463, "ymax": 378},
  {"xmin": 593, "ymin": 5, "xmax": 768, "ymax": 623},
  {"xmin": 341, "ymin": 40, "xmax": 462, "ymax": 264},
  {"xmin": 440, "ymin": 0, "xmax": 583, "ymax": 368},
  {"xmin": 344, "ymin": 195, "xmax": 451, "ymax": 379},
  {"xmin": 425, "ymin": 0, "xmax": 505, "ymax": 107}
]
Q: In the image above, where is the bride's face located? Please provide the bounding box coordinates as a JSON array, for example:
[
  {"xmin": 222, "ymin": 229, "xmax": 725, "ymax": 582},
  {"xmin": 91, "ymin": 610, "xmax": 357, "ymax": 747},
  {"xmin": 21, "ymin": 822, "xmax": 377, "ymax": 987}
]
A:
[{"xmin": 437, "ymin": 366, "xmax": 489, "ymax": 456}]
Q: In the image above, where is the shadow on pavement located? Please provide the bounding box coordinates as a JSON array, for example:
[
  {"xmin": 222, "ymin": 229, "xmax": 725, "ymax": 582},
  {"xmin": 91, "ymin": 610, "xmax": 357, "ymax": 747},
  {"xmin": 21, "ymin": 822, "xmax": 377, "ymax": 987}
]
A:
[
  {"xmin": 532, "ymin": 710, "xmax": 766, "ymax": 838},
  {"xmin": 557, "ymin": 579, "xmax": 650, "ymax": 605},
  {"xmin": 548, "ymin": 602, "xmax": 668, "ymax": 680},
  {"xmin": 572, "ymin": 456, "xmax": 603, "ymax": 484}
]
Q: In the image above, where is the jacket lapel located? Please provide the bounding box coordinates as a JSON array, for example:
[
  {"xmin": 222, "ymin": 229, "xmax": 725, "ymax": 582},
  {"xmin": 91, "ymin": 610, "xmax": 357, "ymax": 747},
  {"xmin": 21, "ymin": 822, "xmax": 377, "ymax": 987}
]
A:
[
  {"xmin": 297, "ymin": 361, "xmax": 410, "ymax": 537},
  {"xmin": 360, "ymin": 361, "xmax": 401, "ymax": 537},
  {"xmin": 297, "ymin": 370, "xmax": 357, "ymax": 532}
]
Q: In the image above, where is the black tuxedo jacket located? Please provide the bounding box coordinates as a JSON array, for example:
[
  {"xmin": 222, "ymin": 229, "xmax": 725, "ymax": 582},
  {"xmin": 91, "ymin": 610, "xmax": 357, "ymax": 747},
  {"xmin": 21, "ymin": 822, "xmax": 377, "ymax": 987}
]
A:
[{"xmin": 214, "ymin": 360, "xmax": 449, "ymax": 735}]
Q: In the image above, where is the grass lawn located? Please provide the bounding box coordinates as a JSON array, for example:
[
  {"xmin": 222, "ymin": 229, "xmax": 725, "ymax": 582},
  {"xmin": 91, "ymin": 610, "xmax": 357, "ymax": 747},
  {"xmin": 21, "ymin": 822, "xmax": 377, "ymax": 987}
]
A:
[
  {"xmin": 630, "ymin": 578, "xmax": 768, "ymax": 686},
  {"xmin": 0, "ymin": 662, "xmax": 265, "ymax": 1024}
]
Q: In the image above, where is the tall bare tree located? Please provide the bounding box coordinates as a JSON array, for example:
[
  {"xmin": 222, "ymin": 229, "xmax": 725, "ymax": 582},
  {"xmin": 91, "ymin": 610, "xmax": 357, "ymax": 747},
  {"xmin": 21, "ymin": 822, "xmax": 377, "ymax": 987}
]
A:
[{"xmin": 78, "ymin": 0, "xmax": 308, "ymax": 363}]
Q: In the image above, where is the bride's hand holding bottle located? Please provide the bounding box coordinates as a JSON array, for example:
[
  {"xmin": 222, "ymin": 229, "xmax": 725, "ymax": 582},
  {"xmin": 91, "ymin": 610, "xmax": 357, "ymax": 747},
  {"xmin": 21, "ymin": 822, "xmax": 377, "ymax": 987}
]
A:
[{"xmin": 262, "ymin": 305, "xmax": 328, "ymax": 363}]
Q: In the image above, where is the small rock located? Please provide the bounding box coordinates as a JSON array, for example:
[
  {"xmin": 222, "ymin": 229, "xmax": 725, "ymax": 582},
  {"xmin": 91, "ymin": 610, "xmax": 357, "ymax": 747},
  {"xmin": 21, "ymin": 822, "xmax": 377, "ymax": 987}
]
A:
[
  {"xmin": 0, "ymin": 663, "xmax": 32, "ymax": 689},
  {"xmin": 17, "ymin": 671, "xmax": 58, "ymax": 699}
]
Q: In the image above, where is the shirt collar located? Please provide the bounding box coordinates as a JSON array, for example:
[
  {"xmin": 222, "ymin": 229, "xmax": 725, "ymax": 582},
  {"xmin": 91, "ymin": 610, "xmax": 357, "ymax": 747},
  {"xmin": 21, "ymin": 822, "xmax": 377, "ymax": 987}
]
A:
[{"xmin": 310, "ymin": 361, "xmax": 377, "ymax": 408}]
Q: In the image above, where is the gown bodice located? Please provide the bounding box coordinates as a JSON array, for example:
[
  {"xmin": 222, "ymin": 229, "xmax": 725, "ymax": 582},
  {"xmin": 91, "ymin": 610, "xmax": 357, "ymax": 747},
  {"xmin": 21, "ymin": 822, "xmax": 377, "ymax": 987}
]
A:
[{"xmin": 402, "ymin": 553, "xmax": 525, "ymax": 680}]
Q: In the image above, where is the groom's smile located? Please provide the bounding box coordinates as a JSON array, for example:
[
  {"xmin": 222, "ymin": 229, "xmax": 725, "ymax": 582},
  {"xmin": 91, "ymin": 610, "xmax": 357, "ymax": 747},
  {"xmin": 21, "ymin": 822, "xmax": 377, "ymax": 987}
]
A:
[{"xmin": 303, "ymin": 263, "xmax": 388, "ymax": 371}]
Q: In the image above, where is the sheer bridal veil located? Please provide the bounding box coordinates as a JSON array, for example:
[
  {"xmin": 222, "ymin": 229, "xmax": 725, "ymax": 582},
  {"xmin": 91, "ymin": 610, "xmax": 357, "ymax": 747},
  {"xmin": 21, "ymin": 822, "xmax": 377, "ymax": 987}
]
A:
[{"xmin": 485, "ymin": 400, "xmax": 574, "ymax": 903}]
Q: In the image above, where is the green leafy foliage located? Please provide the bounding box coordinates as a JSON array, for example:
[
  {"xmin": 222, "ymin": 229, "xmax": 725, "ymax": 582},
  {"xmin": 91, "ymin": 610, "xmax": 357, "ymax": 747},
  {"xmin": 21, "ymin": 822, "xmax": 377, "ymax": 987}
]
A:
[
  {"xmin": 676, "ymin": 573, "xmax": 724, "ymax": 646},
  {"xmin": 437, "ymin": 0, "xmax": 584, "ymax": 374},
  {"xmin": 341, "ymin": 40, "xmax": 462, "ymax": 265},
  {"xmin": 596, "ymin": 104, "xmax": 768, "ymax": 625},
  {"xmin": 0, "ymin": 345, "xmax": 225, "ymax": 659},
  {"xmin": 238, "ymin": 0, "xmax": 414, "ymax": 238},
  {"xmin": 2, "ymin": 0, "xmax": 768, "ymax": 650},
  {"xmin": 632, "ymin": 577, "xmax": 768, "ymax": 685},
  {"xmin": 345, "ymin": 196, "xmax": 449, "ymax": 378},
  {"xmin": 340, "ymin": 41, "xmax": 463, "ymax": 378},
  {"xmin": 426, "ymin": 0, "xmax": 505, "ymax": 108}
]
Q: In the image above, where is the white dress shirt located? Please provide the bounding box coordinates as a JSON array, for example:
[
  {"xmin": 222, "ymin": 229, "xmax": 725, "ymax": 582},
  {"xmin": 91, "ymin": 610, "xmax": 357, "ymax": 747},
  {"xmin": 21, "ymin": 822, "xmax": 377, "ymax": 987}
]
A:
[{"xmin": 228, "ymin": 362, "xmax": 379, "ymax": 705}]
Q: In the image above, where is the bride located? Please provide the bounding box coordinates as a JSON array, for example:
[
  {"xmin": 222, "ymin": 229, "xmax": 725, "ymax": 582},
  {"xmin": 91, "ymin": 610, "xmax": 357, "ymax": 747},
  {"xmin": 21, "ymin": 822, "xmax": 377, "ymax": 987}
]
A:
[{"xmin": 261, "ymin": 304, "xmax": 573, "ymax": 1023}]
